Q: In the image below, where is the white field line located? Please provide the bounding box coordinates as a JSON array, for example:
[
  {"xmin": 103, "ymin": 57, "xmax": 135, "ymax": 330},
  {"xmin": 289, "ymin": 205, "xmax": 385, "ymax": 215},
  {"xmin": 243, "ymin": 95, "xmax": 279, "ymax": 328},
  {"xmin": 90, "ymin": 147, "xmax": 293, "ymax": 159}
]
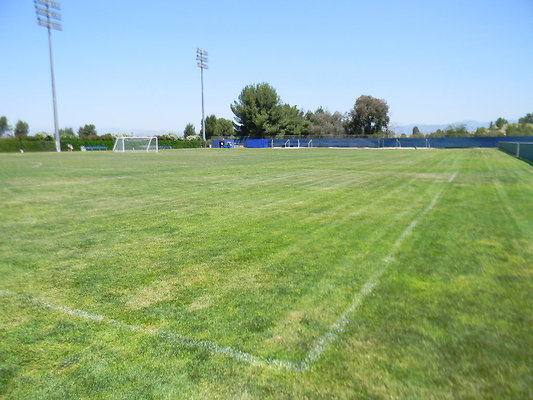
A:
[
  {"xmin": 0, "ymin": 172, "xmax": 458, "ymax": 372},
  {"xmin": 299, "ymin": 172, "xmax": 457, "ymax": 371},
  {"xmin": 0, "ymin": 289, "xmax": 298, "ymax": 371},
  {"xmin": 448, "ymin": 172, "xmax": 458, "ymax": 183}
]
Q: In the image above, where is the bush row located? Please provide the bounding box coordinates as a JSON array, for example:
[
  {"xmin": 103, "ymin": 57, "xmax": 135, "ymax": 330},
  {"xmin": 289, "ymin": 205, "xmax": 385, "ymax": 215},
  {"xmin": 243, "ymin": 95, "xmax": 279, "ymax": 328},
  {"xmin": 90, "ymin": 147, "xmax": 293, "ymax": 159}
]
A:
[{"xmin": 0, "ymin": 137, "xmax": 204, "ymax": 152}]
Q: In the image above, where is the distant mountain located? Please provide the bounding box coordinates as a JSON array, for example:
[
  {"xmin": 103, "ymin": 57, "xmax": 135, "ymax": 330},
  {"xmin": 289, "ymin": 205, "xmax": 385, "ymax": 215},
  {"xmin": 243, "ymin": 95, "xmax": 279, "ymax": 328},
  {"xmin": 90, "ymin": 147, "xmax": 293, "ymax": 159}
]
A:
[{"xmin": 392, "ymin": 119, "xmax": 521, "ymax": 135}]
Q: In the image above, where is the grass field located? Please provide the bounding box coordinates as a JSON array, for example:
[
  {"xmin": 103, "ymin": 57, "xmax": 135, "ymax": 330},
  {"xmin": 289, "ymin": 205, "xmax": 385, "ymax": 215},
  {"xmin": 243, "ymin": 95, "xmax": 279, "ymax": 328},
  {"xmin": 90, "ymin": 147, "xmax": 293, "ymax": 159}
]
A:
[{"xmin": 0, "ymin": 148, "xmax": 531, "ymax": 399}]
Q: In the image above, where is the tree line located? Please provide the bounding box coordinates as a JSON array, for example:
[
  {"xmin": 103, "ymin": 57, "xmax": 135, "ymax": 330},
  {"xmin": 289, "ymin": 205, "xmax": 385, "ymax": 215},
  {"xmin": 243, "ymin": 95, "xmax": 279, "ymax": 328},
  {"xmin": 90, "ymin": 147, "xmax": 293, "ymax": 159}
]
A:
[
  {"xmin": 228, "ymin": 83, "xmax": 390, "ymax": 138},
  {"xmin": 0, "ymin": 119, "xmax": 204, "ymax": 142},
  {"xmin": 227, "ymin": 84, "xmax": 532, "ymax": 138},
  {"xmin": 0, "ymin": 119, "xmax": 110, "ymax": 139},
  {"xmin": 0, "ymin": 84, "xmax": 392, "ymax": 140},
  {"xmin": 408, "ymin": 113, "xmax": 533, "ymax": 138},
  {"xmin": 2, "ymin": 84, "xmax": 532, "ymax": 140}
]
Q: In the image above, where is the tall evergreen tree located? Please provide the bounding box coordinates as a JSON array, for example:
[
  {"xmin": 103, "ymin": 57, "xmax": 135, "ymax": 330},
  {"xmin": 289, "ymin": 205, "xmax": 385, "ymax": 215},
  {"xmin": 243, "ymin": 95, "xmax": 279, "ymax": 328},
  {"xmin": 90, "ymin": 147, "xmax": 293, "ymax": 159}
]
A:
[{"xmin": 231, "ymin": 83, "xmax": 282, "ymax": 137}]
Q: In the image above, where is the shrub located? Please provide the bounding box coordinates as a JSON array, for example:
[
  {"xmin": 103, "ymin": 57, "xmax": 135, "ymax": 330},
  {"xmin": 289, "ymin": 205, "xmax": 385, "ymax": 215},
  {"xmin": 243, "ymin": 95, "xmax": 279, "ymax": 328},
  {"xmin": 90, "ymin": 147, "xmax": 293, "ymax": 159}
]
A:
[{"xmin": 0, "ymin": 137, "xmax": 205, "ymax": 152}]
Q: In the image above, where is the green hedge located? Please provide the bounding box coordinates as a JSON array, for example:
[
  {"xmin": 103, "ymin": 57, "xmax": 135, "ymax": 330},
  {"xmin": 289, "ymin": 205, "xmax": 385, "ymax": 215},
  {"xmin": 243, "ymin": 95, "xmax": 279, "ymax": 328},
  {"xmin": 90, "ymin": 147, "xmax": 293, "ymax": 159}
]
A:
[
  {"xmin": 0, "ymin": 137, "xmax": 56, "ymax": 152},
  {"xmin": 0, "ymin": 137, "xmax": 204, "ymax": 152},
  {"xmin": 158, "ymin": 140, "xmax": 204, "ymax": 149}
]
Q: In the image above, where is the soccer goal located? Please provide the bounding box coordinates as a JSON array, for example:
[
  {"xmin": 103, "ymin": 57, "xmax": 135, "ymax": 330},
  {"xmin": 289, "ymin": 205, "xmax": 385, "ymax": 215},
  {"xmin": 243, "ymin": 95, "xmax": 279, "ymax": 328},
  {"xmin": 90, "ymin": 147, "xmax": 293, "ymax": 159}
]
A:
[
  {"xmin": 283, "ymin": 138, "xmax": 313, "ymax": 148},
  {"xmin": 113, "ymin": 136, "xmax": 158, "ymax": 152}
]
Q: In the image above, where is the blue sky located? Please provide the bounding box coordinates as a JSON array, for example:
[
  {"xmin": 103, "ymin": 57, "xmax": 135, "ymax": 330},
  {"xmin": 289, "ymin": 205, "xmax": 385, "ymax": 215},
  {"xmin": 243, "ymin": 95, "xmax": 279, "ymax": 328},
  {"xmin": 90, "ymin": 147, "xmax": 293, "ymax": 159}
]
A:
[{"xmin": 1, "ymin": 0, "xmax": 532, "ymax": 135}]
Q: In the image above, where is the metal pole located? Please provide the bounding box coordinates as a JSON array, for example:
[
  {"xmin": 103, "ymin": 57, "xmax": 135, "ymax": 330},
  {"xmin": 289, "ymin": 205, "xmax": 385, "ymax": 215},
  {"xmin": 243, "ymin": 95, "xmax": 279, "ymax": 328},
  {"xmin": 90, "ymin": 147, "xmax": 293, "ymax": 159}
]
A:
[
  {"xmin": 35, "ymin": 0, "xmax": 62, "ymax": 152},
  {"xmin": 47, "ymin": 26, "xmax": 61, "ymax": 152},
  {"xmin": 196, "ymin": 48, "xmax": 208, "ymax": 145},
  {"xmin": 200, "ymin": 66, "xmax": 205, "ymax": 142}
]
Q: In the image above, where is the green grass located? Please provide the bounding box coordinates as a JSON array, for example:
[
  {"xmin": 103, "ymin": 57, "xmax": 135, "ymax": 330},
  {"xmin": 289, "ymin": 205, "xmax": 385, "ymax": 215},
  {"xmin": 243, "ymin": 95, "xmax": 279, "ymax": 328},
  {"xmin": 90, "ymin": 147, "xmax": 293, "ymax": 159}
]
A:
[{"xmin": 0, "ymin": 148, "xmax": 531, "ymax": 399}]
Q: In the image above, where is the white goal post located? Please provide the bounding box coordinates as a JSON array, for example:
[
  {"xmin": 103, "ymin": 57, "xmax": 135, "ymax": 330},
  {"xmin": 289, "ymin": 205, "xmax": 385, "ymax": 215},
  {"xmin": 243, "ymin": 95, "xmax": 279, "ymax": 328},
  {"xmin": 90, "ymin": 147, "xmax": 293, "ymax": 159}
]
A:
[{"xmin": 113, "ymin": 136, "xmax": 159, "ymax": 152}]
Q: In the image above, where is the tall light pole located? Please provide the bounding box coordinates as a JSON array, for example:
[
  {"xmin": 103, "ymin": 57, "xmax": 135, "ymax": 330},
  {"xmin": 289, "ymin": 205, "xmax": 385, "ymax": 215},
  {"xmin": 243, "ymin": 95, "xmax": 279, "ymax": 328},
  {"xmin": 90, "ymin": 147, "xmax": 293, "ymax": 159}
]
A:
[
  {"xmin": 196, "ymin": 48, "xmax": 208, "ymax": 143},
  {"xmin": 34, "ymin": 0, "xmax": 62, "ymax": 152}
]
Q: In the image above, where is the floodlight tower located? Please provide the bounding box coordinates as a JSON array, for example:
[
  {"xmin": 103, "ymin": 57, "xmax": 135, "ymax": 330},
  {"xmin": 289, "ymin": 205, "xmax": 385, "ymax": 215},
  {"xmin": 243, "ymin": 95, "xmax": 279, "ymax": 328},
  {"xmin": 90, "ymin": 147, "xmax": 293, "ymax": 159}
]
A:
[
  {"xmin": 196, "ymin": 48, "xmax": 208, "ymax": 142},
  {"xmin": 34, "ymin": 0, "xmax": 62, "ymax": 152}
]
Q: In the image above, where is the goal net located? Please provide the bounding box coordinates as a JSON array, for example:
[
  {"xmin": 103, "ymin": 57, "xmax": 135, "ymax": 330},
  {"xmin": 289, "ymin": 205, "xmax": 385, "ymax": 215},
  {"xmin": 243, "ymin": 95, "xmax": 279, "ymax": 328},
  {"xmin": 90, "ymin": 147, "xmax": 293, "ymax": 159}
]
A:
[{"xmin": 113, "ymin": 136, "xmax": 158, "ymax": 152}]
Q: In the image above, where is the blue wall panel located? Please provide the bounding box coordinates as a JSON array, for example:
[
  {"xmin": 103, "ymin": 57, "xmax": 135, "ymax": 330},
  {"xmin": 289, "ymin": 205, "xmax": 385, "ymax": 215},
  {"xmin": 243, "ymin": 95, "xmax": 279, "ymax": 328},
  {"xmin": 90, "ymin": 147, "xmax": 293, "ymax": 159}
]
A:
[
  {"xmin": 240, "ymin": 136, "xmax": 533, "ymax": 149},
  {"xmin": 246, "ymin": 139, "xmax": 270, "ymax": 148},
  {"xmin": 499, "ymin": 142, "xmax": 533, "ymax": 162}
]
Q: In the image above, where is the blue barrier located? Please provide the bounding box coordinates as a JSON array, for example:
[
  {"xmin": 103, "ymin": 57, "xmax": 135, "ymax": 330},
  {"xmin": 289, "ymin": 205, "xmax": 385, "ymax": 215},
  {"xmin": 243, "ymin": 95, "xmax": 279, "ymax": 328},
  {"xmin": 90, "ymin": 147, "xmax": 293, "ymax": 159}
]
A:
[
  {"xmin": 84, "ymin": 146, "xmax": 108, "ymax": 151},
  {"xmin": 237, "ymin": 136, "xmax": 533, "ymax": 149},
  {"xmin": 499, "ymin": 142, "xmax": 533, "ymax": 163},
  {"xmin": 246, "ymin": 139, "xmax": 270, "ymax": 148},
  {"xmin": 269, "ymin": 138, "xmax": 380, "ymax": 147},
  {"xmin": 388, "ymin": 136, "xmax": 533, "ymax": 148}
]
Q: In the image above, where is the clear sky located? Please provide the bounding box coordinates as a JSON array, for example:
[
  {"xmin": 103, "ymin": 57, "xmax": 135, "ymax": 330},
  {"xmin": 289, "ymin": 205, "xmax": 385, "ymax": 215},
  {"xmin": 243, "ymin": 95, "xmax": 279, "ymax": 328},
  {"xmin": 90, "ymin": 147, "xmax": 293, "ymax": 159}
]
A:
[{"xmin": 1, "ymin": 0, "xmax": 532, "ymax": 135}]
